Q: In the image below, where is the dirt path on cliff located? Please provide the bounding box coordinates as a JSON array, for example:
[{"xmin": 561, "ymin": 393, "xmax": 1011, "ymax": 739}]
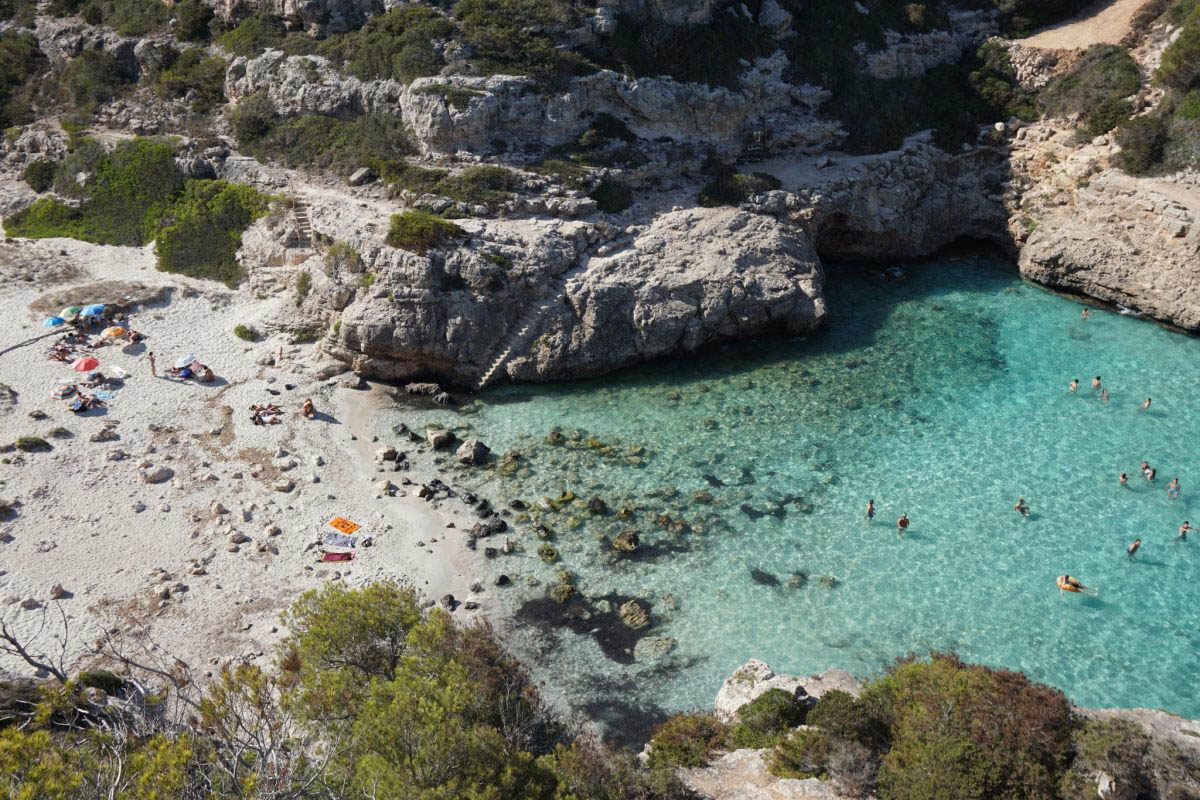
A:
[{"xmin": 1021, "ymin": 0, "xmax": 1147, "ymax": 49}]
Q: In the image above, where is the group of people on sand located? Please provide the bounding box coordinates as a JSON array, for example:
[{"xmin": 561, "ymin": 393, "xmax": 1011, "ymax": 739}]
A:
[{"xmin": 249, "ymin": 397, "xmax": 317, "ymax": 426}]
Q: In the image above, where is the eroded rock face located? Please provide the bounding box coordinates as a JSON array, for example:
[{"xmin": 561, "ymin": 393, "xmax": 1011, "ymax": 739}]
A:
[
  {"xmin": 861, "ymin": 9, "xmax": 998, "ymax": 80},
  {"xmin": 714, "ymin": 659, "xmax": 807, "ymax": 723}
]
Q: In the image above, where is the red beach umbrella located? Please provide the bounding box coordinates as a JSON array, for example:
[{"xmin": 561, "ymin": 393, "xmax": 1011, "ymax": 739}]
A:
[{"xmin": 71, "ymin": 356, "xmax": 100, "ymax": 372}]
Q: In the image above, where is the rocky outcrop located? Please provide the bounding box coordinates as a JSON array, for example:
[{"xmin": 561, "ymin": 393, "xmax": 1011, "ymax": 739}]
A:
[
  {"xmin": 1010, "ymin": 124, "xmax": 1200, "ymax": 330},
  {"xmin": 714, "ymin": 659, "xmax": 862, "ymax": 723},
  {"xmin": 204, "ymin": 0, "xmax": 375, "ymax": 35},
  {"xmin": 225, "ymin": 51, "xmax": 842, "ymax": 158},
  {"xmin": 861, "ymin": 9, "xmax": 999, "ymax": 80}
]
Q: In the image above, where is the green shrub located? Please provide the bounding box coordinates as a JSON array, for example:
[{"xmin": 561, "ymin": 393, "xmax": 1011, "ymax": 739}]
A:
[
  {"xmin": 289, "ymin": 327, "xmax": 320, "ymax": 344},
  {"xmin": 1157, "ymin": 4, "xmax": 1200, "ymax": 89},
  {"xmin": 57, "ymin": 49, "xmax": 134, "ymax": 116},
  {"xmin": 605, "ymin": 10, "xmax": 776, "ymax": 89},
  {"xmin": 454, "ymin": 0, "xmax": 595, "ymax": 87},
  {"xmin": 1113, "ymin": 114, "xmax": 1170, "ymax": 174},
  {"xmin": 47, "ymin": 426, "xmax": 72, "ymax": 439},
  {"xmin": 153, "ymin": 179, "xmax": 269, "ymax": 285},
  {"xmin": 770, "ymin": 728, "xmax": 835, "ymax": 779},
  {"xmin": 385, "ymin": 210, "xmax": 465, "ymax": 254},
  {"xmin": 0, "ymin": 0, "xmax": 35, "ymax": 25},
  {"xmin": 232, "ymin": 323, "xmax": 260, "ymax": 341},
  {"xmin": 589, "ymin": 178, "xmax": 632, "ymax": 213},
  {"xmin": 295, "ymin": 270, "xmax": 312, "ymax": 305},
  {"xmin": 1039, "ymin": 45, "xmax": 1140, "ymax": 133},
  {"xmin": 970, "ymin": 40, "xmax": 1038, "ymax": 121},
  {"xmin": 0, "ymin": 32, "xmax": 44, "ymax": 128},
  {"xmin": 75, "ymin": 670, "xmax": 124, "ymax": 695},
  {"xmin": 324, "ymin": 240, "xmax": 363, "ymax": 275},
  {"xmin": 647, "ymin": 713, "xmax": 729, "ymax": 768},
  {"xmin": 227, "ymin": 91, "xmax": 278, "ymax": 144},
  {"xmin": 1177, "ymin": 88, "xmax": 1200, "ymax": 119},
  {"xmin": 62, "ymin": 0, "xmax": 170, "ymax": 35},
  {"xmin": 319, "ymin": 6, "xmax": 454, "ymax": 83},
  {"xmin": 218, "ymin": 12, "xmax": 285, "ymax": 57},
  {"xmin": 15, "ymin": 436, "xmax": 51, "ymax": 452},
  {"xmin": 534, "ymin": 158, "xmax": 589, "ymax": 189},
  {"xmin": 806, "ymin": 689, "xmax": 893, "ymax": 754},
  {"xmin": 729, "ymin": 688, "xmax": 807, "ymax": 749},
  {"xmin": 1059, "ymin": 718, "xmax": 1153, "ymax": 799},
  {"xmin": 21, "ymin": 159, "xmax": 55, "ymax": 193},
  {"xmin": 698, "ymin": 171, "xmax": 781, "ymax": 207},
  {"xmin": 240, "ymin": 111, "xmax": 412, "ymax": 176},
  {"xmin": 1080, "ymin": 96, "xmax": 1134, "ymax": 139},
  {"xmin": 434, "ymin": 165, "xmax": 518, "ymax": 205},
  {"xmin": 412, "ymin": 83, "xmax": 485, "ymax": 110},
  {"xmin": 5, "ymin": 138, "xmax": 185, "ymax": 245},
  {"xmin": 173, "ymin": 0, "xmax": 214, "ymax": 42},
  {"xmin": 50, "ymin": 136, "xmax": 105, "ymax": 197},
  {"xmin": 156, "ymin": 48, "xmax": 227, "ymax": 111},
  {"xmin": 875, "ymin": 654, "xmax": 1074, "ymax": 800}
]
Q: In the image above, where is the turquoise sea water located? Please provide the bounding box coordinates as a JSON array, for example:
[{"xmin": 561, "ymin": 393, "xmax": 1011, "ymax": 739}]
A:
[{"xmin": 374, "ymin": 253, "xmax": 1200, "ymax": 736}]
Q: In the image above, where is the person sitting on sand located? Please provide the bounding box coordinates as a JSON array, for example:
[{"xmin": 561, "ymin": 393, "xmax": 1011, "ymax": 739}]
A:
[
  {"xmin": 1120, "ymin": 472, "xmax": 1129, "ymax": 488},
  {"xmin": 1168, "ymin": 478, "xmax": 1181, "ymax": 500},
  {"xmin": 1142, "ymin": 397, "xmax": 1152, "ymax": 411},
  {"xmin": 301, "ymin": 398, "xmax": 316, "ymax": 418},
  {"xmin": 1013, "ymin": 497, "xmax": 1029, "ymax": 516},
  {"xmin": 199, "ymin": 365, "xmax": 215, "ymax": 383},
  {"xmin": 897, "ymin": 512, "xmax": 909, "ymax": 539},
  {"xmin": 1128, "ymin": 539, "xmax": 1142, "ymax": 560},
  {"xmin": 1069, "ymin": 378, "xmax": 1079, "ymax": 392},
  {"xmin": 1180, "ymin": 521, "xmax": 1191, "ymax": 540}
]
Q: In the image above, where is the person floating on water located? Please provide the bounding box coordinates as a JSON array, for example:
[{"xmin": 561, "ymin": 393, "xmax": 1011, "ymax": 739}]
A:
[
  {"xmin": 1069, "ymin": 378, "xmax": 1079, "ymax": 393},
  {"xmin": 1013, "ymin": 497, "xmax": 1029, "ymax": 516},
  {"xmin": 865, "ymin": 499, "xmax": 875, "ymax": 521},
  {"xmin": 1092, "ymin": 376, "xmax": 1102, "ymax": 390},
  {"xmin": 1142, "ymin": 397, "xmax": 1152, "ymax": 411},
  {"xmin": 1167, "ymin": 478, "xmax": 1180, "ymax": 500},
  {"xmin": 1179, "ymin": 521, "xmax": 1191, "ymax": 540},
  {"xmin": 1140, "ymin": 462, "xmax": 1153, "ymax": 480},
  {"xmin": 897, "ymin": 512, "xmax": 909, "ymax": 539},
  {"xmin": 1128, "ymin": 538, "xmax": 1142, "ymax": 560},
  {"xmin": 1120, "ymin": 472, "xmax": 1129, "ymax": 488},
  {"xmin": 1057, "ymin": 575, "xmax": 1092, "ymax": 595}
]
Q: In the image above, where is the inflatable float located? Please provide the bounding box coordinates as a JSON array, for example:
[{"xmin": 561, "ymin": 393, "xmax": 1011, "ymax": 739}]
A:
[{"xmin": 1057, "ymin": 576, "xmax": 1098, "ymax": 596}]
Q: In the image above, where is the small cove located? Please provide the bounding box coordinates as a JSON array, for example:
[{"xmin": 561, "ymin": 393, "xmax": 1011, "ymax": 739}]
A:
[{"xmin": 371, "ymin": 252, "xmax": 1200, "ymax": 738}]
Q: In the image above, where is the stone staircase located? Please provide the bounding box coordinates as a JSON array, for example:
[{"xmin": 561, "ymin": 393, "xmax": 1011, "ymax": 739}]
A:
[
  {"xmin": 475, "ymin": 277, "xmax": 568, "ymax": 390},
  {"xmin": 292, "ymin": 198, "xmax": 313, "ymax": 249}
]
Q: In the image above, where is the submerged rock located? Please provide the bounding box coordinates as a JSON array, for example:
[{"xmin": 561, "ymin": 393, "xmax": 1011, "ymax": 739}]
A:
[
  {"xmin": 456, "ymin": 438, "xmax": 490, "ymax": 465},
  {"xmin": 612, "ymin": 531, "xmax": 639, "ymax": 553},
  {"xmin": 426, "ymin": 429, "xmax": 455, "ymax": 449}
]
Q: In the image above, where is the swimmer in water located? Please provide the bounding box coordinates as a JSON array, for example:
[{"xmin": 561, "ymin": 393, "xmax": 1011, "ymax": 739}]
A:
[
  {"xmin": 1101, "ymin": 388, "xmax": 1109, "ymax": 403},
  {"xmin": 865, "ymin": 499, "xmax": 875, "ymax": 521},
  {"xmin": 1128, "ymin": 538, "xmax": 1142, "ymax": 560},
  {"xmin": 897, "ymin": 512, "xmax": 909, "ymax": 539},
  {"xmin": 1092, "ymin": 376, "xmax": 1101, "ymax": 390},
  {"xmin": 1059, "ymin": 575, "xmax": 1085, "ymax": 595},
  {"xmin": 1168, "ymin": 478, "xmax": 1180, "ymax": 500},
  {"xmin": 1120, "ymin": 472, "xmax": 1129, "ymax": 488},
  {"xmin": 1081, "ymin": 308, "xmax": 1090, "ymax": 319},
  {"xmin": 1069, "ymin": 378, "xmax": 1079, "ymax": 393},
  {"xmin": 1180, "ymin": 521, "xmax": 1191, "ymax": 540},
  {"xmin": 1013, "ymin": 497, "xmax": 1029, "ymax": 516},
  {"xmin": 1142, "ymin": 397, "xmax": 1152, "ymax": 411}
]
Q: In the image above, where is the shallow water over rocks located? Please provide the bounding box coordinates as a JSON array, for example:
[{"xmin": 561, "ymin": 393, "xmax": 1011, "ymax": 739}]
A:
[{"xmin": 372, "ymin": 253, "xmax": 1200, "ymax": 739}]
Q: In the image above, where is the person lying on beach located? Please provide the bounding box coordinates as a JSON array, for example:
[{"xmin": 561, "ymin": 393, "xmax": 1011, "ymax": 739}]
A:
[
  {"xmin": 301, "ymin": 398, "xmax": 316, "ymax": 418},
  {"xmin": 125, "ymin": 329, "xmax": 144, "ymax": 343},
  {"xmin": 69, "ymin": 394, "xmax": 105, "ymax": 413},
  {"xmin": 1013, "ymin": 497, "xmax": 1029, "ymax": 516}
]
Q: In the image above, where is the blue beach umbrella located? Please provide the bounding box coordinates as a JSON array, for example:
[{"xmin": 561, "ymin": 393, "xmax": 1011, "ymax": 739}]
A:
[
  {"xmin": 42, "ymin": 316, "xmax": 66, "ymax": 327},
  {"xmin": 81, "ymin": 304, "xmax": 106, "ymax": 316}
]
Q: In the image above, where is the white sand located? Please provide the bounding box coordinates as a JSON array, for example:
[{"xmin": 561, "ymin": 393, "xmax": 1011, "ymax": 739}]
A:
[{"xmin": 0, "ymin": 236, "xmax": 480, "ymax": 679}]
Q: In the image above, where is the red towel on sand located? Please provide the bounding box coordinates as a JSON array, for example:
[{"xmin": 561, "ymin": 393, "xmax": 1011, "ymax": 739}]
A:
[{"xmin": 321, "ymin": 551, "xmax": 354, "ymax": 562}]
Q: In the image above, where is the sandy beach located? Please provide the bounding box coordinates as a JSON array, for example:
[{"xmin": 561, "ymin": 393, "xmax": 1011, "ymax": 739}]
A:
[{"xmin": 0, "ymin": 235, "xmax": 483, "ymax": 679}]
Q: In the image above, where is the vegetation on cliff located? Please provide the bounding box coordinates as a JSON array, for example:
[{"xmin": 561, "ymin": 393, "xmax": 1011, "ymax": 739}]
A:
[
  {"xmin": 645, "ymin": 653, "xmax": 1200, "ymax": 799},
  {"xmin": 0, "ymin": 581, "xmax": 690, "ymax": 799},
  {"xmin": 2, "ymin": 137, "xmax": 267, "ymax": 286}
]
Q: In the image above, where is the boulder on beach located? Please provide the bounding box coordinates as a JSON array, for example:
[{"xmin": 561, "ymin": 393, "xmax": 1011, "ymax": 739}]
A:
[
  {"xmin": 139, "ymin": 465, "xmax": 173, "ymax": 484},
  {"xmin": 618, "ymin": 599, "xmax": 650, "ymax": 629},
  {"xmin": 456, "ymin": 439, "xmax": 490, "ymax": 465},
  {"xmin": 427, "ymin": 429, "xmax": 455, "ymax": 449},
  {"xmin": 374, "ymin": 446, "xmax": 397, "ymax": 462}
]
